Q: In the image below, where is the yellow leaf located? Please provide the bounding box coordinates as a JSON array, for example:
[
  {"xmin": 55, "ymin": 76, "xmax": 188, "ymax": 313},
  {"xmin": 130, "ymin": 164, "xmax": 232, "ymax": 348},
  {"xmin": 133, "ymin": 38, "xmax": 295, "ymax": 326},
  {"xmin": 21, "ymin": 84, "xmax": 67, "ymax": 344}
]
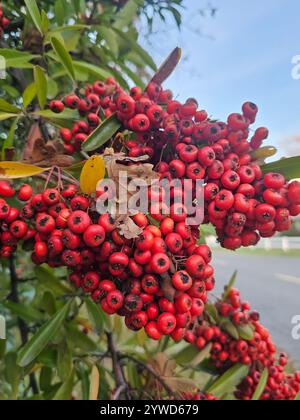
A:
[
  {"xmin": 251, "ymin": 146, "xmax": 277, "ymax": 160},
  {"xmin": 89, "ymin": 365, "xmax": 100, "ymax": 401},
  {"xmin": 80, "ymin": 155, "xmax": 105, "ymax": 195},
  {"xmin": 0, "ymin": 162, "xmax": 49, "ymax": 179}
]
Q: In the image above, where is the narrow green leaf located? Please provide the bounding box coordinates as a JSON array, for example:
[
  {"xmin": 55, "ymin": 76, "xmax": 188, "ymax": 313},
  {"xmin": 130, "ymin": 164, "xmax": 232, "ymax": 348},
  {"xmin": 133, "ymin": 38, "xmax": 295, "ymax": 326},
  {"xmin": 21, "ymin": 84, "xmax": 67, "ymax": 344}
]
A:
[
  {"xmin": 1, "ymin": 118, "xmax": 18, "ymax": 160},
  {"xmin": 73, "ymin": 61, "xmax": 111, "ymax": 80},
  {"xmin": 0, "ymin": 49, "xmax": 39, "ymax": 69},
  {"xmin": 252, "ymin": 368, "xmax": 269, "ymax": 401},
  {"xmin": 82, "ymin": 114, "xmax": 121, "ymax": 152},
  {"xmin": 207, "ymin": 364, "xmax": 249, "ymax": 398},
  {"xmin": 223, "ymin": 270, "xmax": 238, "ymax": 300},
  {"xmin": 262, "ymin": 156, "xmax": 300, "ymax": 180},
  {"xmin": 66, "ymin": 324, "xmax": 97, "ymax": 352},
  {"xmin": 57, "ymin": 342, "xmax": 73, "ymax": 381},
  {"xmin": 50, "ymin": 36, "xmax": 75, "ymax": 81},
  {"xmin": 39, "ymin": 366, "xmax": 53, "ymax": 392},
  {"xmin": 17, "ymin": 301, "xmax": 72, "ymax": 367},
  {"xmin": 41, "ymin": 10, "xmax": 50, "ymax": 33},
  {"xmin": 34, "ymin": 66, "xmax": 48, "ymax": 109},
  {"xmin": 3, "ymin": 301, "xmax": 43, "ymax": 323},
  {"xmin": 85, "ymin": 298, "xmax": 105, "ymax": 334},
  {"xmin": 295, "ymin": 391, "xmax": 300, "ymax": 401},
  {"xmin": 113, "ymin": 0, "xmax": 140, "ymax": 30},
  {"xmin": 53, "ymin": 370, "xmax": 74, "ymax": 400},
  {"xmin": 98, "ymin": 27, "xmax": 119, "ymax": 57},
  {"xmin": 205, "ymin": 304, "xmax": 219, "ymax": 324},
  {"xmin": 0, "ymin": 99, "xmax": 21, "ymax": 114},
  {"xmin": 24, "ymin": 0, "xmax": 43, "ymax": 34},
  {"xmin": 54, "ymin": 0, "xmax": 65, "ymax": 26},
  {"xmin": 222, "ymin": 321, "xmax": 240, "ymax": 340},
  {"xmin": 0, "ymin": 113, "xmax": 18, "ymax": 121},
  {"xmin": 113, "ymin": 28, "xmax": 156, "ymax": 71},
  {"xmin": 34, "ymin": 266, "xmax": 72, "ymax": 295},
  {"xmin": 22, "ymin": 83, "xmax": 37, "ymax": 108},
  {"xmin": 237, "ymin": 324, "xmax": 255, "ymax": 341},
  {"xmin": 5, "ymin": 353, "xmax": 22, "ymax": 400}
]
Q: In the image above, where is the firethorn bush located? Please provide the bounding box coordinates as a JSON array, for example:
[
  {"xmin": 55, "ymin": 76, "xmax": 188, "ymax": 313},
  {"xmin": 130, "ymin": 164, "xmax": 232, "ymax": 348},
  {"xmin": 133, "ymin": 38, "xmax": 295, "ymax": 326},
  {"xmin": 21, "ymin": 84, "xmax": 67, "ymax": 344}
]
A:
[{"xmin": 0, "ymin": 0, "xmax": 300, "ymax": 402}]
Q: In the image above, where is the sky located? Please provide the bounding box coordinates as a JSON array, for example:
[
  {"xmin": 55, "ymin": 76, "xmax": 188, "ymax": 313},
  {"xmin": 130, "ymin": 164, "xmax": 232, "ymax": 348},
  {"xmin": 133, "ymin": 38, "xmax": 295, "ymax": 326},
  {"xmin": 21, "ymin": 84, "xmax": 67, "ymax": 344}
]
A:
[{"xmin": 141, "ymin": 0, "xmax": 300, "ymax": 158}]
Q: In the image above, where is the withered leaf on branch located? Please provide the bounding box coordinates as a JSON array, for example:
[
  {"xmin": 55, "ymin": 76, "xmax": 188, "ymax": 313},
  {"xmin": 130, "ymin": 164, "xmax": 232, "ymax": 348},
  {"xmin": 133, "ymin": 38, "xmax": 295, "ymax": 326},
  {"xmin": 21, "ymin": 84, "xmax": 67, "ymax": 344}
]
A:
[
  {"xmin": 23, "ymin": 123, "xmax": 75, "ymax": 167},
  {"xmin": 116, "ymin": 215, "xmax": 143, "ymax": 240},
  {"xmin": 148, "ymin": 353, "xmax": 198, "ymax": 394},
  {"xmin": 161, "ymin": 273, "xmax": 176, "ymax": 302}
]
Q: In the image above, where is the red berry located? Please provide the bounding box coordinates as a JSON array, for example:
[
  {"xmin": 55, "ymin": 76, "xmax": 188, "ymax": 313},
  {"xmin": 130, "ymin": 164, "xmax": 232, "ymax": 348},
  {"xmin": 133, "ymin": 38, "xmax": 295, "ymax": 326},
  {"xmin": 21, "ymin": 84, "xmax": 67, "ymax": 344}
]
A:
[
  {"xmin": 83, "ymin": 225, "xmax": 105, "ymax": 247},
  {"xmin": 157, "ymin": 313, "xmax": 177, "ymax": 335},
  {"xmin": 150, "ymin": 253, "xmax": 170, "ymax": 274},
  {"xmin": 67, "ymin": 210, "xmax": 91, "ymax": 234},
  {"xmin": 172, "ymin": 270, "xmax": 193, "ymax": 291}
]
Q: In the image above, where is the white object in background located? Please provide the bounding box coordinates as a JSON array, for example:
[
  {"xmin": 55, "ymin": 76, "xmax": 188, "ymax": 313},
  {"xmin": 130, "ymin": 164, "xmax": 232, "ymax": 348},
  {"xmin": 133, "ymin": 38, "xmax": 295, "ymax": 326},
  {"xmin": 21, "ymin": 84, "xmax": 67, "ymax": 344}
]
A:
[{"xmin": 0, "ymin": 315, "xmax": 5, "ymax": 340}]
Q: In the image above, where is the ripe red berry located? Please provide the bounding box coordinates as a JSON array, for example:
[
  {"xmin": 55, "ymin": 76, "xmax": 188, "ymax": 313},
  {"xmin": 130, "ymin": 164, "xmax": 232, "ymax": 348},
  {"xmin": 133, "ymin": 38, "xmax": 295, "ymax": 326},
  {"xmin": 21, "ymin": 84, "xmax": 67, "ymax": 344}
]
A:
[
  {"xmin": 83, "ymin": 225, "xmax": 105, "ymax": 247},
  {"xmin": 49, "ymin": 100, "xmax": 65, "ymax": 113},
  {"xmin": 0, "ymin": 181, "xmax": 15, "ymax": 198},
  {"xmin": 186, "ymin": 255, "xmax": 206, "ymax": 278},
  {"xmin": 18, "ymin": 184, "xmax": 32, "ymax": 201},
  {"xmin": 136, "ymin": 230, "xmax": 154, "ymax": 251},
  {"xmin": 150, "ymin": 253, "xmax": 170, "ymax": 274},
  {"xmin": 35, "ymin": 213, "xmax": 55, "ymax": 234},
  {"xmin": 157, "ymin": 313, "xmax": 177, "ymax": 335},
  {"xmin": 255, "ymin": 204, "xmax": 276, "ymax": 223},
  {"xmin": 67, "ymin": 210, "xmax": 91, "ymax": 234},
  {"xmin": 172, "ymin": 270, "xmax": 193, "ymax": 291},
  {"xmin": 10, "ymin": 220, "xmax": 28, "ymax": 239},
  {"xmin": 145, "ymin": 321, "xmax": 163, "ymax": 340},
  {"xmin": 165, "ymin": 233, "xmax": 183, "ymax": 253}
]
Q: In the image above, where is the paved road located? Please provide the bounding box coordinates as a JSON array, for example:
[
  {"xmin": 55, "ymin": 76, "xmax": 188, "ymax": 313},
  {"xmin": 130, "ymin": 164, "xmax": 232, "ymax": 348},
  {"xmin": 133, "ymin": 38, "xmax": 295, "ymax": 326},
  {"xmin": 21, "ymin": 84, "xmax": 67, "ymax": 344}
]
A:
[{"xmin": 212, "ymin": 251, "xmax": 300, "ymax": 369}]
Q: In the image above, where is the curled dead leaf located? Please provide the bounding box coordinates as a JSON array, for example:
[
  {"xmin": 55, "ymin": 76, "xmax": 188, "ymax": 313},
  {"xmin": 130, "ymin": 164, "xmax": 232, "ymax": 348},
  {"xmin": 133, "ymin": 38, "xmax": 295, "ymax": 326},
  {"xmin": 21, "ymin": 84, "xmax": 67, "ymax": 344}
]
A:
[{"xmin": 116, "ymin": 215, "xmax": 143, "ymax": 240}]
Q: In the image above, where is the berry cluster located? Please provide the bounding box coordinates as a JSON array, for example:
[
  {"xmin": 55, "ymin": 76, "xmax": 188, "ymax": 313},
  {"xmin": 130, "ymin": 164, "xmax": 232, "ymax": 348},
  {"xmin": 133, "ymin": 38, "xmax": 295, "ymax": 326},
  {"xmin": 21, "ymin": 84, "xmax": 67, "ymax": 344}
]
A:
[
  {"xmin": 184, "ymin": 287, "xmax": 300, "ymax": 400},
  {"xmin": 49, "ymin": 77, "xmax": 300, "ymax": 250},
  {"xmin": 185, "ymin": 288, "xmax": 277, "ymax": 369},
  {"xmin": 0, "ymin": 4, "xmax": 9, "ymax": 37},
  {"xmin": 236, "ymin": 364, "xmax": 300, "ymax": 401},
  {"xmin": 0, "ymin": 179, "xmax": 214, "ymax": 341}
]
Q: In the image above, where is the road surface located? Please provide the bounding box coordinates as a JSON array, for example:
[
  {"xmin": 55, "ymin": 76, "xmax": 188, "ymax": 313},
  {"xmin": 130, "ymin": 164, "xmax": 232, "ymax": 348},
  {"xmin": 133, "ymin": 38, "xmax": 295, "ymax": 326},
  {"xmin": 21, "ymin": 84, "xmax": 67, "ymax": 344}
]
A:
[{"xmin": 212, "ymin": 251, "xmax": 300, "ymax": 369}]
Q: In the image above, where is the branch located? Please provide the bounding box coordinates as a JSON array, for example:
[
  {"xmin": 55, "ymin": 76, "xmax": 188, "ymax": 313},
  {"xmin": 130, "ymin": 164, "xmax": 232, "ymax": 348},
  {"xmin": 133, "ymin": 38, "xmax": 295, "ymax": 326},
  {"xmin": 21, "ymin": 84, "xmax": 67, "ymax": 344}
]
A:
[
  {"xmin": 119, "ymin": 354, "xmax": 176, "ymax": 398},
  {"xmin": 106, "ymin": 332, "xmax": 130, "ymax": 400},
  {"xmin": 8, "ymin": 257, "xmax": 39, "ymax": 396}
]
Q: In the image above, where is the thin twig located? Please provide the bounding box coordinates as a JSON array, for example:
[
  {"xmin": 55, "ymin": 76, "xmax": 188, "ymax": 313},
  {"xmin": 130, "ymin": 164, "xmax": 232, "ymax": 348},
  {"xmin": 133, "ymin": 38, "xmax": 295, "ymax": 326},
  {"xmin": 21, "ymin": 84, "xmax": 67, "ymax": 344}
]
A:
[
  {"xmin": 106, "ymin": 332, "xmax": 130, "ymax": 400},
  {"xmin": 8, "ymin": 257, "xmax": 39, "ymax": 396},
  {"xmin": 119, "ymin": 354, "xmax": 176, "ymax": 398}
]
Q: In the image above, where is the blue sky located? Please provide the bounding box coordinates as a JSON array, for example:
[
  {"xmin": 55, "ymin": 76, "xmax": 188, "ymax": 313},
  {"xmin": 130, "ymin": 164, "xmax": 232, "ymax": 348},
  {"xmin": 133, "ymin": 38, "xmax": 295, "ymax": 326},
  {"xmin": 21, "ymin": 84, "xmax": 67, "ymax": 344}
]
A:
[{"xmin": 141, "ymin": 0, "xmax": 300, "ymax": 157}]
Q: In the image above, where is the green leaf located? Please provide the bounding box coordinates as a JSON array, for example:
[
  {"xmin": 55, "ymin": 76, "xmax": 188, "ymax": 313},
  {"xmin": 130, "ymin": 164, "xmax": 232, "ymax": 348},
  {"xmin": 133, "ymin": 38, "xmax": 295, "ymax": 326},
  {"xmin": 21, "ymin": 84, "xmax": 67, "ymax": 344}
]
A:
[
  {"xmin": 237, "ymin": 324, "xmax": 255, "ymax": 341},
  {"xmin": 207, "ymin": 364, "xmax": 250, "ymax": 398},
  {"xmin": 5, "ymin": 353, "xmax": 22, "ymax": 400},
  {"xmin": 41, "ymin": 10, "xmax": 49, "ymax": 33},
  {"xmin": 295, "ymin": 391, "xmax": 300, "ymax": 401},
  {"xmin": 17, "ymin": 301, "xmax": 72, "ymax": 368},
  {"xmin": 1, "ymin": 118, "xmax": 18, "ymax": 161},
  {"xmin": 0, "ymin": 49, "xmax": 39, "ymax": 69},
  {"xmin": 22, "ymin": 83, "xmax": 37, "ymax": 108},
  {"xmin": 3, "ymin": 301, "xmax": 43, "ymax": 323},
  {"xmin": 24, "ymin": 0, "xmax": 43, "ymax": 34},
  {"xmin": 0, "ymin": 99, "xmax": 21, "ymax": 114},
  {"xmin": 252, "ymin": 368, "xmax": 269, "ymax": 401},
  {"xmin": 261, "ymin": 156, "xmax": 300, "ymax": 180},
  {"xmin": 113, "ymin": 29, "xmax": 156, "ymax": 71},
  {"xmin": 53, "ymin": 370, "xmax": 74, "ymax": 400},
  {"xmin": 222, "ymin": 321, "xmax": 240, "ymax": 340},
  {"xmin": 50, "ymin": 36, "xmax": 75, "ymax": 81},
  {"xmin": 54, "ymin": 0, "xmax": 65, "ymax": 26},
  {"xmin": 34, "ymin": 66, "xmax": 48, "ymax": 109},
  {"xmin": 0, "ymin": 113, "xmax": 19, "ymax": 121},
  {"xmin": 175, "ymin": 344, "xmax": 201, "ymax": 365},
  {"xmin": 34, "ymin": 266, "xmax": 72, "ymax": 295},
  {"xmin": 57, "ymin": 342, "xmax": 73, "ymax": 381},
  {"xmin": 39, "ymin": 366, "xmax": 53, "ymax": 392},
  {"xmin": 222, "ymin": 270, "xmax": 238, "ymax": 300},
  {"xmin": 82, "ymin": 114, "xmax": 121, "ymax": 152},
  {"xmin": 33, "ymin": 109, "xmax": 78, "ymax": 128},
  {"xmin": 66, "ymin": 324, "xmax": 97, "ymax": 352},
  {"xmin": 113, "ymin": 0, "xmax": 140, "ymax": 29},
  {"xmin": 98, "ymin": 27, "xmax": 119, "ymax": 57},
  {"xmin": 73, "ymin": 61, "xmax": 111, "ymax": 81},
  {"xmin": 205, "ymin": 304, "xmax": 219, "ymax": 324},
  {"xmin": 85, "ymin": 298, "xmax": 105, "ymax": 334}
]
